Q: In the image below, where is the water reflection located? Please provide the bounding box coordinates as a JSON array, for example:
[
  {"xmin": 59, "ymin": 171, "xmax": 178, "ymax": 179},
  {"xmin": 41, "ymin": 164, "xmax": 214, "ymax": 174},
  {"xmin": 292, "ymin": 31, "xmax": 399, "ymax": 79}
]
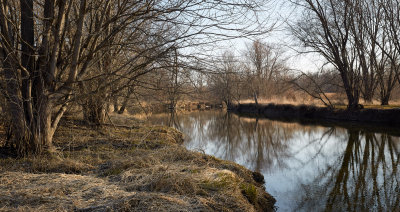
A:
[
  {"xmin": 294, "ymin": 130, "xmax": 400, "ymax": 212},
  {"xmin": 145, "ymin": 110, "xmax": 400, "ymax": 211}
]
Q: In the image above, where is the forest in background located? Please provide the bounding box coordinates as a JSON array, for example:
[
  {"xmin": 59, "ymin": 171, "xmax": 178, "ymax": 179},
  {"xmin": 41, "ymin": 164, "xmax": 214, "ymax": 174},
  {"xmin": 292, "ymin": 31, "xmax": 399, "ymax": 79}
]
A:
[{"xmin": 2, "ymin": 0, "xmax": 400, "ymax": 156}]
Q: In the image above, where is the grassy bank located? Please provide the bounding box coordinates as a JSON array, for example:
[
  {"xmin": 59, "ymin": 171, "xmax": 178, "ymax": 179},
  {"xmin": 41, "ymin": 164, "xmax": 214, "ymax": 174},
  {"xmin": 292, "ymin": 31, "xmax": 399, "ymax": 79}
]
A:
[
  {"xmin": 0, "ymin": 116, "xmax": 275, "ymax": 211},
  {"xmin": 231, "ymin": 103, "xmax": 400, "ymax": 126}
]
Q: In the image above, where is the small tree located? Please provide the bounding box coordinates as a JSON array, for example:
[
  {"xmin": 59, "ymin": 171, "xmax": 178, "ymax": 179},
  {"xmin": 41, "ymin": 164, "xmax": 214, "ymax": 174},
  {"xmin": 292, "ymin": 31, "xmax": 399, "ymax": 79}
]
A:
[
  {"xmin": 209, "ymin": 51, "xmax": 243, "ymax": 107},
  {"xmin": 244, "ymin": 40, "xmax": 288, "ymax": 104}
]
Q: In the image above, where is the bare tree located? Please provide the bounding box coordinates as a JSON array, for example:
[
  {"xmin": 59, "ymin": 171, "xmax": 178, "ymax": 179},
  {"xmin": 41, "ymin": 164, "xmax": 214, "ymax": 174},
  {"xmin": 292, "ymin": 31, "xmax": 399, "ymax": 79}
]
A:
[
  {"xmin": 352, "ymin": 0, "xmax": 398, "ymax": 105},
  {"xmin": 291, "ymin": 0, "xmax": 362, "ymax": 109},
  {"xmin": 383, "ymin": 0, "xmax": 400, "ymax": 84},
  {"xmin": 1, "ymin": 0, "xmax": 88, "ymax": 155},
  {"xmin": 0, "ymin": 0, "xmax": 274, "ymax": 156},
  {"xmin": 372, "ymin": 0, "xmax": 400, "ymax": 105},
  {"xmin": 244, "ymin": 40, "xmax": 288, "ymax": 104},
  {"xmin": 291, "ymin": 0, "xmax": 400, "ymax": 107},
  {"xmin": 209, "ymin": 51, "xmax": 243, "ymax": 107},
  {"xmin": 291, "ymin": 69, "xmax": 337, "ymax": 108},
  {"xmin": 350, "ymin": 0, "xmax": 379, "ymax": 103}
]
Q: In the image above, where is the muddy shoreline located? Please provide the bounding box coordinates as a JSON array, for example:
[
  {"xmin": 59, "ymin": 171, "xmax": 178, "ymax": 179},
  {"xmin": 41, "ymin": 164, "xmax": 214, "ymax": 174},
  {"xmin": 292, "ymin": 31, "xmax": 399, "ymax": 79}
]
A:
[
  {"xmin": 230, "ymin": 103, "xmax": 400, "ymax": 134},
  {"xmin": 231, "ymin": 103, "xmax": 400, "ymax": 124}
]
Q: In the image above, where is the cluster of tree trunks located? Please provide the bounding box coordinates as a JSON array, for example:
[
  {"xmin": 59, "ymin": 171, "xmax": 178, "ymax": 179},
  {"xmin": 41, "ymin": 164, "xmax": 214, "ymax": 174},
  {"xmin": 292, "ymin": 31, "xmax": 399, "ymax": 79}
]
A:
[
  {"xmin": 0, "ymin": 0, "xmax": 271, "ymax": 156},
  {"xmin": 292, "ymin": 0, "xmax": 400, "ymax": 108}
]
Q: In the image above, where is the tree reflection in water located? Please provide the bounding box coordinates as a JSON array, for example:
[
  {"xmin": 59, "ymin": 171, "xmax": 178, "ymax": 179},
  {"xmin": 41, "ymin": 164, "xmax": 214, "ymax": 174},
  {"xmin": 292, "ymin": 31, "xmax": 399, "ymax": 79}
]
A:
[
  {"xmin": 145, "ymin": 110, "xmax": 400, "ymax": 211},
  {"xmin": 294, "ymin": 130, "xmax": 400, "ymax": 212}
]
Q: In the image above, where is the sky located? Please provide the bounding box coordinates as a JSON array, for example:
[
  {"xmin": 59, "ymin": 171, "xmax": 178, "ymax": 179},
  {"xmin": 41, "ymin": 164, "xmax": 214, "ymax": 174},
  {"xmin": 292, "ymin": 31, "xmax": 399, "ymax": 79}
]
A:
[
  {"xmin": 173, "ymin": 0, "xmax": 326, "ymax": 74},
  {"xmin": 202, "ymin": 0, "xmax": 325, "ymax": 73}
]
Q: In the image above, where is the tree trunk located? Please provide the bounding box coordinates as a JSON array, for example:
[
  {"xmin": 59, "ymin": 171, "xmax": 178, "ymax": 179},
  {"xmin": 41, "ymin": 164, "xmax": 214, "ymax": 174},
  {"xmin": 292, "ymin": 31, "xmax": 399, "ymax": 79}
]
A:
[
  {"xmin": 346, "ymin": 95, "xmax": 360, "ymax": 110},
  {"xmin": 224, "ymin": 100, "xmax": 232, "ymax": 109},
  {"xmin": 2, "ymin": 0, "xmax": 55, "ymax": 155},
  {"xmin": 118, "ymin": 90, "xmax": 132, "ymax": 114},
  {"xmin": 1, "ymin": 0, "xmax": 87, "ymax": 156},
  {"xmin": 118, "ymin": 101, "xmax": 127, "ymax": 114},
  {"xmin": 340, "ymin": 69, "xmax": 361, "ymax": 110},
  {"xmin": 113, "ymin": 97, "xmax": 119, "ymax": 112},
  {"xmin": 253, "ymin": 92, "xmax": 258, "ymax": 106},
  {"xmin": 4, "ymin": 61, "xmax": 55, "ymax": 155},
  {"xmin": 380, "ymin": 94, "xmax": 390, "ymax": 106},
  {"xmin": 83, "ymin": 99, "xmax": 106, "ymax": 125},
  {"xmin": 363, "ymin": 92, "xmax": 373, "ymax": 104}
]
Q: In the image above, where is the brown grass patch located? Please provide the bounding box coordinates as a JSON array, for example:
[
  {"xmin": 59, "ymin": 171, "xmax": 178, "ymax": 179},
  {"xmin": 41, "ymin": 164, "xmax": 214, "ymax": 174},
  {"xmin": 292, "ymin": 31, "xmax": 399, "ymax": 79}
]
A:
[{"xmin": 0, "ymin": 115, "xmax": 275, "ymax": 211}]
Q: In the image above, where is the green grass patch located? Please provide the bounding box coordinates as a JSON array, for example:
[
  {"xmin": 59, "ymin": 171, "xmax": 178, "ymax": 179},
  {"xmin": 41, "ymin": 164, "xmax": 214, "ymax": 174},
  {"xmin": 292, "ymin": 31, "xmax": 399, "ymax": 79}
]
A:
[
  {"xmin": 240, "ymin": 183, "xmax": 258, "ymax": 204},
  {"xmin": 200, "ymin": 171, "xmax": 238, "ymax": 191}
]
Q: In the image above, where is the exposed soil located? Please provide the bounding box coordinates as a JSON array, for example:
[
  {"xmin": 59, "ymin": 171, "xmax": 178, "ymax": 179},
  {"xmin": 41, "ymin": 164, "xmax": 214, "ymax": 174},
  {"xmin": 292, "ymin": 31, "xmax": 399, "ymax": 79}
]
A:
[{"xmin": 231, "ymin": 103, "xmax": 400, "ymax": 127}]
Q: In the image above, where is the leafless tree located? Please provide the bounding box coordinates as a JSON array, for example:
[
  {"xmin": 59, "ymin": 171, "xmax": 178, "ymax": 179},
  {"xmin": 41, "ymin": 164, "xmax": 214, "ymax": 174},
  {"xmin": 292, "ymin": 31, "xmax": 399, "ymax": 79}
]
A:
[
  {"xmin": 383, "ymin": 0, "xmax": 400, "ymax": 83},
  {"xmin": 349, "ymin": 0, "xmax": 379, "ymax": 103},
  {"xmin": 291, "ymin": 0, "xmax": 400, "ymax": 107},
  {"xmin": 372, "ymin": 0, "xmax": 400, "ymax": 105},
  {"xmin": 291, "ymin": 70, "xmax": 337, "ymax": 108},
  {"xmin": 0, "ymin": 0, "xmax": 274, "ymax": 156},
  {"xmin": 244, "ymin": 39, "xmax": 288, "ymax": 104},
  {"xmin": 291, "ymin": 0, "xmax": 362, "ymax": 109},
  {"xmin": 208, "ymin": 51, "xmax": 244, "ymax": 107},
  {"xmin": 351, "ymin": 0, "xmax": 398, "ymax": 105}
]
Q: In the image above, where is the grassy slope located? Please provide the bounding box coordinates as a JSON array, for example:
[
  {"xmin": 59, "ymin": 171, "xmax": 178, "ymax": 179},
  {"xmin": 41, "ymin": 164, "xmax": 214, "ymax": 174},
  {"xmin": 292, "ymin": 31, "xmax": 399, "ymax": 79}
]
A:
[{"xmin": 0, "ymin": 117, "xmax": 275, "ymax": 212}]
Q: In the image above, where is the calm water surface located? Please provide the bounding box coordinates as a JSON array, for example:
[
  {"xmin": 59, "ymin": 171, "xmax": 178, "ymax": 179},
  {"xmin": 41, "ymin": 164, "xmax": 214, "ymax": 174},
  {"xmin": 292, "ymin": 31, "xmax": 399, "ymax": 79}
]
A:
[{"xmin": 145, "ymin": 110, "xmax": 400, "ymax": 211}]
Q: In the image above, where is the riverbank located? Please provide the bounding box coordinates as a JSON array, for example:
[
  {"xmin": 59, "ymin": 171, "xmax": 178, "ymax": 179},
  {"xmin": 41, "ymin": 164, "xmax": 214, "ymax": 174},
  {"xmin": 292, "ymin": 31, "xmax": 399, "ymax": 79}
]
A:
[
  {"xmin": 0, "ymin": 116, "xmax": 275, "ymax": 211},
  {"xmin": 230, "ymin": 103, "xmax": 400, "ymax": 126}
]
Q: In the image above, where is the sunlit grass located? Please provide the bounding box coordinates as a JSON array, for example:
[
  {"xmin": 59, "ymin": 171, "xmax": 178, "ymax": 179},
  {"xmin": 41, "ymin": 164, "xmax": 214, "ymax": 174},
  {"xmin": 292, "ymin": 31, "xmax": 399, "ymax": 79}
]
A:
[
  {"xmin": 0, "ymin": 115, "xmax": 274, "ymax": 211},
  {"xmin": 333, "ymin": 104, "xmax": 400, "ymax": 110}
]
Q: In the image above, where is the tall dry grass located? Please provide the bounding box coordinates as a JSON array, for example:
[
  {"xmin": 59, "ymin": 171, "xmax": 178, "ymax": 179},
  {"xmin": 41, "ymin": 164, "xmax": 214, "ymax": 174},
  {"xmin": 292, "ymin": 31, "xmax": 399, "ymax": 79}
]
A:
[{"xmin": 238, "ymin": 91, "xmax": 400, "ymax": 108}]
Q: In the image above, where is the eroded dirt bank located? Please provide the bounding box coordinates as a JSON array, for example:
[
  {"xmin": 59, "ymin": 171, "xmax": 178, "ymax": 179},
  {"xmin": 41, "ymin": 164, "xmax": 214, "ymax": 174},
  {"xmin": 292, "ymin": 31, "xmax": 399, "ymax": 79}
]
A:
[
  {"xmin": 0, "ymin": 117, "xmax": 275, "ymax": 211},
  {"xmin": 231, "ymin": 103, "xmax": 400, "ymax": 127}
]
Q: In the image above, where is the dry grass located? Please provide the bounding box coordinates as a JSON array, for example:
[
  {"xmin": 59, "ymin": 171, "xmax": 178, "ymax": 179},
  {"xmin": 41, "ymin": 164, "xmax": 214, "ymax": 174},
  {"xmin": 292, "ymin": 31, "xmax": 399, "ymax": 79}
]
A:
[
  {"xmin": 0, "ymin": 116, "xmax": 275, "ymax": 212},
  {"xmin": 238, "ymin": 93, "xmax": 337, "ymax": 107},
  {"xmin": 239, "ymin": 93, "xmax": 400, "ymax": 109},
  {"xmin": 0, "ymin": 172, "xmax": 132, "ymax": 211},
  {"xmin": 333, "ymin": 104, "xmax": 400, "ymax": 109}
]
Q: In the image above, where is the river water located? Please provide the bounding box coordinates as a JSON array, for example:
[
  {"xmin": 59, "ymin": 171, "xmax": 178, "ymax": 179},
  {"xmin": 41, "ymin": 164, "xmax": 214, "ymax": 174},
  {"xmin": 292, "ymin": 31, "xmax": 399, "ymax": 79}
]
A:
[{"xmin": 144, "ymin": 110, "xmax": 400, "ymax": 211}]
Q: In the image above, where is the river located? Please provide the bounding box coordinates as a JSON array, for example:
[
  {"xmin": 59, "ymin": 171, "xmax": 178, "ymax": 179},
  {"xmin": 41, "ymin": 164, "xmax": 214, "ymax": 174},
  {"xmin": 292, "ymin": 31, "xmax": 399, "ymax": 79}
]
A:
[{"xmin": 144, "ymin": 110, "xmax": 400, "ymax": 211}]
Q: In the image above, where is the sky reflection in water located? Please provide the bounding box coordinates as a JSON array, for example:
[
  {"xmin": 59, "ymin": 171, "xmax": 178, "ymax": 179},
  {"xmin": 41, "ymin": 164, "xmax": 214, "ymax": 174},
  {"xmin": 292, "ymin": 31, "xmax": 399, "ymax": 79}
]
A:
[{"xmin": 145, "ymin": 110, "xmax": 400, "ymax": 212}]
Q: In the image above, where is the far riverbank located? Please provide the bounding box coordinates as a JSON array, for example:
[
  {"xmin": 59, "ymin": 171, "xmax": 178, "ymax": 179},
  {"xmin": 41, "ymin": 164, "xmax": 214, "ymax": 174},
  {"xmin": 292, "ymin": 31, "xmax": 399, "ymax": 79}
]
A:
[{"xmin": 230, "ymin": 103, "xmax": 400, "ymax": 127}]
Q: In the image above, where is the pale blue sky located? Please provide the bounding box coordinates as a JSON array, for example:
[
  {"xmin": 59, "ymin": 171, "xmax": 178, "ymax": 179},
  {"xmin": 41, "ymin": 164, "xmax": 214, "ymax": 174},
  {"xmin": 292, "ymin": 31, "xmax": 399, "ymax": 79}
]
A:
[{"xmin": 181, "ymin": 0, "xmax": 324, "ymax": 73}]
